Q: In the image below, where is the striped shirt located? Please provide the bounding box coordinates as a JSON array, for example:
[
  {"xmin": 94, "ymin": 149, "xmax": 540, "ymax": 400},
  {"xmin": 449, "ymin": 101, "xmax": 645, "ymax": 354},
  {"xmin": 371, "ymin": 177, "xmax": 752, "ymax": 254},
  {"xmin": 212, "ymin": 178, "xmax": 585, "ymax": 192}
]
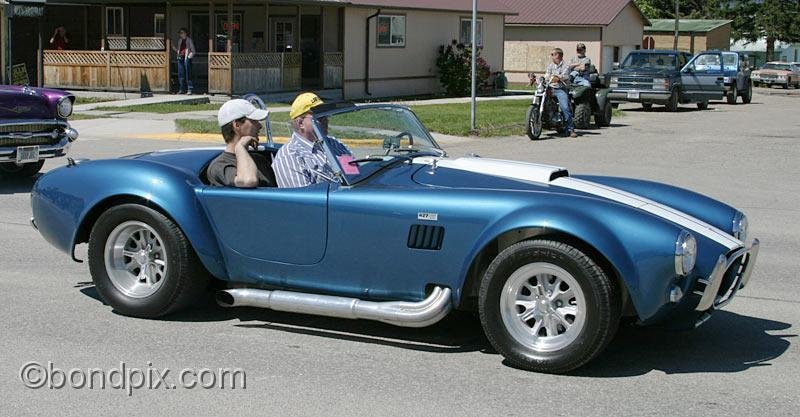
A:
[{"xmin": 272, "ymin": 132, "xmax": 351, "ymax": 188}]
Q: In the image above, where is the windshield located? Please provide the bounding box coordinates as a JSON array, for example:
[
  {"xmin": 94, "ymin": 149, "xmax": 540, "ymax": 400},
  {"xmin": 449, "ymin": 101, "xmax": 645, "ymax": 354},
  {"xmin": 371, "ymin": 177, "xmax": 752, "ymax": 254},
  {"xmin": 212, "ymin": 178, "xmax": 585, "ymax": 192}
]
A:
[
  {"xmin": 763, "ymin": 63, "xmax": 791, "ymax": 71},
  {"xmin": 622, "ymin": 53, "xmax": 676, "ymax": 70},
  {"xmin": 314, "ymin": 106, "xmax": 441, "ymax": 185},
  {"xmin": 722, "ymin": 53, "xmax": 738, "ymax": 70}
]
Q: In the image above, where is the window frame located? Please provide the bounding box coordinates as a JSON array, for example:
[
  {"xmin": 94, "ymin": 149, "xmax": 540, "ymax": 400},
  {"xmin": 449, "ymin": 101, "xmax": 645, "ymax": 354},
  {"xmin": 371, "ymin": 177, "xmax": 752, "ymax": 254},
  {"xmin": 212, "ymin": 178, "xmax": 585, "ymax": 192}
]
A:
[
  {"xmin": 376, "ymin": 14, "xmax": 406, "ymax": 48},
  {"xmin": 459, "ymin": 17, "xmax": 484, "ymax": 47},
  {"xmin": 106, "ymin": 7, "xmax": 125, "ymax": 36},
  {"xmin": 153, "ymin": 13, "xmax": 165, "ymax": 37}
]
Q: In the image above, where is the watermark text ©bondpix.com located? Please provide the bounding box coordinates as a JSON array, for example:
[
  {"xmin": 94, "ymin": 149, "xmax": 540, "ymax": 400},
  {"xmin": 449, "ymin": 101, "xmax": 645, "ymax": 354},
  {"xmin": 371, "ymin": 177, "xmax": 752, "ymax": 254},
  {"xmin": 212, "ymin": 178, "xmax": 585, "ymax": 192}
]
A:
[{"xmin": 20, "ymin": 361, "xmax": 246, "ymax": 395}]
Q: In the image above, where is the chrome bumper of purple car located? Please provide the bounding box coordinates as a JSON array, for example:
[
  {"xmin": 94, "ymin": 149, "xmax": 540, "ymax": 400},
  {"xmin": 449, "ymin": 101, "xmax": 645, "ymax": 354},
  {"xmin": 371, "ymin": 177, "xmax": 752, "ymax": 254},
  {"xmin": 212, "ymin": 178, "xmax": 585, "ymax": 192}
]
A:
[
  {"xmin": 0, "ymin": 127, "xmax": 78, "ymax": 163},
  {"xmin": 694, "ymin": 239, "xmax": 760, "ymax": 326}
]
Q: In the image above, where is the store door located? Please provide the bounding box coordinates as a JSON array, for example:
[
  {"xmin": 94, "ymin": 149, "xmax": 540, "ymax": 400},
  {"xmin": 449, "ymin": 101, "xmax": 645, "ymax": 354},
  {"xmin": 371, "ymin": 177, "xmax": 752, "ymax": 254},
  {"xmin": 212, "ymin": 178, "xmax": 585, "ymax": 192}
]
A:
[{"xmin": 300, "ymin": 15, "xmax": 320, "ymax": 88}]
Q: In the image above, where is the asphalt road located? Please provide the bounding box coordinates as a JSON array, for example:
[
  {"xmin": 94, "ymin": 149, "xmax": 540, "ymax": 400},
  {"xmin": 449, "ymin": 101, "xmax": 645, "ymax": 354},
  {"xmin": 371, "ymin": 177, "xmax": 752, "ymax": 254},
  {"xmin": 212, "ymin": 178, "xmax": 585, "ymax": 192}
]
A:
[{"xmin": 1, "ymin": 93, "xmax": 798, "ymax": 416}]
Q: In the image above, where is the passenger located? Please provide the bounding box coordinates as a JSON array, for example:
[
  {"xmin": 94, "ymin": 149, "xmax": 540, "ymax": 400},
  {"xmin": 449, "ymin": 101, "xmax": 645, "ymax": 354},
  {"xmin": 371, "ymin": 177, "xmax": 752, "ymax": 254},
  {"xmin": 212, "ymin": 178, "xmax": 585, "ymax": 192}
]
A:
[
  {"xmin": 272, "ymin": 92, "xmax": 351, "ymax": 188},
  {"xmin": 568, "ymin": 43, "xmax": 592, "ymax": 87},
  {"xmin": 207, "ymin": 99, "xmax": 276, "ymax": 188}
]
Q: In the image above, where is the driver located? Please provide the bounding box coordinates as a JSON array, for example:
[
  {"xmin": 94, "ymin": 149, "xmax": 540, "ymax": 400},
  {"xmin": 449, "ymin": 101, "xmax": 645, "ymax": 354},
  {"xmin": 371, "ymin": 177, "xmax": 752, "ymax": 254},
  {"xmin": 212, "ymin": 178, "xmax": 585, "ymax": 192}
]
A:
[
  {"xmin": 207, "ymin": 99, "xmax": 276, "ymax": 188},
  {"xmin": 543, "ymin": 48, "xmax": 578, "ymax": 138},
  {"xmin": 272, "ymin": 92, "xmax": 351, "ymax": 188}
]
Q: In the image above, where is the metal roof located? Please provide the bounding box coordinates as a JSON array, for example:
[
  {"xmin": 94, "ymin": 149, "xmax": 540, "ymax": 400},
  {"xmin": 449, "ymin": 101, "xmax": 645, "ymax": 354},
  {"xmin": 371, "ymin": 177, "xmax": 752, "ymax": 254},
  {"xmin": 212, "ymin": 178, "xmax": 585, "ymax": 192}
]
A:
[
  {"xmin": 645, "ymin": 19, "xmax": 732, "ymax": 33},
  {"xmin": 502, "ymin": 0, "xmax": 647, "ymax": 26}
]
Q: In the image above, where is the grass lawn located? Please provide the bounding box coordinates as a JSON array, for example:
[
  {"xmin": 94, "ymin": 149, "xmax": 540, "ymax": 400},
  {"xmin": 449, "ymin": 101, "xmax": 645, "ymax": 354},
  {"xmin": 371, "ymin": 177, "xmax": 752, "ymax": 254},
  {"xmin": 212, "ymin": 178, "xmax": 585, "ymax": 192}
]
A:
[
  {"xmin": 73, "ymin": 96, "xmax": 116, "ymax": 106},
  {"xmin": 175, "ymin": 100, "xmax": 624, "ymax": 138},
  {"xmin": 69, "ymin": 113, "xmax": 108, "ymax": 120},
  {"xmin": 95, "ymin": 102, "xmax": 223, "ymax": 114},
  {"xmin": 505, "ymin": 82, "xmax": 533, "ymax": 91}
]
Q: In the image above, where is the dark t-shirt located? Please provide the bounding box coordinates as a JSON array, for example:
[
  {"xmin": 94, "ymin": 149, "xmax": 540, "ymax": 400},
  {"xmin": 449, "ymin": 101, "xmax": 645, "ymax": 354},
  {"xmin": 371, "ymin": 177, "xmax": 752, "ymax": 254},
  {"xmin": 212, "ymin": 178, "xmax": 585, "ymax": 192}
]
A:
[{"xmin": 207, "ymin": 151, "xmax": 276, "ymax": 187}]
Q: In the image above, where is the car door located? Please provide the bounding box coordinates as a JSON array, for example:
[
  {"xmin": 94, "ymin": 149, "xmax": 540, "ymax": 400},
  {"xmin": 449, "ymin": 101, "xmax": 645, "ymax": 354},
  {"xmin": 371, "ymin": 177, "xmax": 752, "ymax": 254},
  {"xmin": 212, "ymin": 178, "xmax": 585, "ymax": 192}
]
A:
[
  {"xmin": 197, "ymin": 182, "xmax": 329, "ymax": 266},
  {"xmin": 681, "ymin": 52, "xmax": 726, "ymax": 100}
]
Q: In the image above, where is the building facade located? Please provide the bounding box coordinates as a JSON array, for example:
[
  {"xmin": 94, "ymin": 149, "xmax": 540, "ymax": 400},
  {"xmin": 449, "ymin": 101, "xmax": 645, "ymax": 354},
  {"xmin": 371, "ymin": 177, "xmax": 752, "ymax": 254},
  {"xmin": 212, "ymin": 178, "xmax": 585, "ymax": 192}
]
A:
[{"xmin": 643, "ymin": 19, "xmax": 732, "ymax": 54}]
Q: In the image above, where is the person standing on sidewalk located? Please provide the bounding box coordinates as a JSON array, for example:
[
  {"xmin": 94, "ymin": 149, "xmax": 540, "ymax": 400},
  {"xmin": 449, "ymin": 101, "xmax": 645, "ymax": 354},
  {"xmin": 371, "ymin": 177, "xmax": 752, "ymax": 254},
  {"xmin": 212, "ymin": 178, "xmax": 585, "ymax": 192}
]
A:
[{"xmin": 173, "ymin": 28, "xmax": 195, "ymax": 94}]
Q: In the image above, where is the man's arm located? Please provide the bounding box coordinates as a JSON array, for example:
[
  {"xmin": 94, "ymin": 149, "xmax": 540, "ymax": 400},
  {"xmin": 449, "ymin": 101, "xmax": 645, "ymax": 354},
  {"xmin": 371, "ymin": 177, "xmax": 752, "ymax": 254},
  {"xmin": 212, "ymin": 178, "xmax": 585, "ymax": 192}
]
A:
[{"xmin": 233, "ymin": 136, "xmax": 259, "ymax": 188}]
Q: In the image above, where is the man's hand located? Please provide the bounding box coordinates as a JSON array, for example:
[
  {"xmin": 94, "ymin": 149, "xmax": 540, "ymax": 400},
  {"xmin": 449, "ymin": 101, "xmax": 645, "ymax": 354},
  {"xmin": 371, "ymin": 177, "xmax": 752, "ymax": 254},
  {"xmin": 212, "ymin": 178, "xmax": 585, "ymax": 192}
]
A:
[
  {"xmin": 550, "ymin": 75, "xmax": 561, "ymax": 84},
  {"xmin": 235, "ymin": 135, "xmax": 258, "ymax": 151}
]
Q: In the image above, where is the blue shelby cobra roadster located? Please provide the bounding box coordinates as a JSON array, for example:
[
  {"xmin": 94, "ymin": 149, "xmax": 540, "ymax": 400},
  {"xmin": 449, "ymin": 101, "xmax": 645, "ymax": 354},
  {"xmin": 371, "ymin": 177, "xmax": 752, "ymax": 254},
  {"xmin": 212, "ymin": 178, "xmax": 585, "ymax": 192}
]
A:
[{"xmin": 31, "ymin": 101, "xmax": 759, "ymax": 373}]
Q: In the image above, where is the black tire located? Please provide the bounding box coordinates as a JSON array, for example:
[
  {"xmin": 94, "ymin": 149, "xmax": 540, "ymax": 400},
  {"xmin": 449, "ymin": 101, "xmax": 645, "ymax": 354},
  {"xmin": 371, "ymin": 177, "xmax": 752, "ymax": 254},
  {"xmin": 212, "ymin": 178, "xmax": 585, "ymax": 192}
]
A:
[
  {"xmin": 641, "ymin": 102, "xmax": 653, "ymax": 111},
  {"xmin": 0, "ymin": 160, "xmax": 45, "ymax": 178},
  {"xmin": 88, "ymin": 204, "xmax": 208, "ymax": 318},
  {"xmin": 665, "ymin": 90, "xmax": 679, "ymax": 112},
  {"xmin": 525, "ymin": 105, "xmax": 543, "ymax": 140},
  {"xmin": 783, "ymin": 82, "xmax": 789, "ymax": 90},
  {"xmin": 742, "ymin": 80, "xmax": 753, "ymax": 104},
  {"xmin": 595, "ymin": 100, "xmax": 612, "ymax": 127},
  {"xmin": 726, "ymin": 85, "xmax": 737, "ymax": 104},
  {"xmin": 573, "ymin": 102, "xmax": 591, "ymax": 129},
  {"xmin": 478, "ymin": 239, "xmax": 620, "ymax": 373},
  {"xmin": 697, "ymin": 100, "xmax": 709, "ymax": 110}
]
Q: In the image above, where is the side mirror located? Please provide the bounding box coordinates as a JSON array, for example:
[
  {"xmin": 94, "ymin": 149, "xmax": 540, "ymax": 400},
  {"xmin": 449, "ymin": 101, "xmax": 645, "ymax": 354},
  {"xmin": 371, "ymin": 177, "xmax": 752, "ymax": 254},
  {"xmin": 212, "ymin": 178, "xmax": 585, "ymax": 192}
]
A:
[
  {"xmin": 383, "ymin": 136, "xmax": 401, "ymax": 150},
  {"xmin": 683, "ymin": 66, "xmax": 693, "ymax": 74},
  {"xmin": 612, "ymin": 62, "xmax": 620, "ymax": 70}
]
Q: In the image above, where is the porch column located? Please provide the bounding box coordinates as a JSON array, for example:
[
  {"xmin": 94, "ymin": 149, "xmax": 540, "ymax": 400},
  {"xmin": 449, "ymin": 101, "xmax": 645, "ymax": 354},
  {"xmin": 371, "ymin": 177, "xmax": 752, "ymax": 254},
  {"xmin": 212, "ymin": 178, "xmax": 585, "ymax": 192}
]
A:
[
  {"xmin": 208, "ymin": 1, "xmax": 214, "ymax": 52},
  {"xmin": 227, "ymin": 0, "xmax": 233, "ymax": 52}
]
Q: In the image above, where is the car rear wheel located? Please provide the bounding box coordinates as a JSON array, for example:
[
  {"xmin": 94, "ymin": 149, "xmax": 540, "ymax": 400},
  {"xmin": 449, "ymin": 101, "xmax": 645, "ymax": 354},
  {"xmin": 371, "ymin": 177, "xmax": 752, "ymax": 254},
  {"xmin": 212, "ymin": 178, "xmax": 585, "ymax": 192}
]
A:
[
  {"xmin": 88, "ymin": 204, "xmax": 208, "ymax": 318},
  {"xmin": 697, "ymin": 100, "xmax": 709, "ymax": 110},
  {"xmin": 742, "ymin": 80, "xmax": 753, "ymax": 104},
  {"xmin": 525, "ymin": 105, "xmax": 543, "ymax": 140},
  {"xmin": 0, "ymin": 161, "xmax": 45, "ymax": 178},
  {"xmin": 641, "ymin": 102, "xmax": 653, "ymax": 111},
  {"xmin": 727, "ymin": 85, "xmax": 738, "ymax": 104},
  {"xmin": 478, "ymin": 239, "xmax": 620, "ymax": 373},
  {"xmin": 665, "ymin": 90, "xmax": 679, "ymax": 112}
]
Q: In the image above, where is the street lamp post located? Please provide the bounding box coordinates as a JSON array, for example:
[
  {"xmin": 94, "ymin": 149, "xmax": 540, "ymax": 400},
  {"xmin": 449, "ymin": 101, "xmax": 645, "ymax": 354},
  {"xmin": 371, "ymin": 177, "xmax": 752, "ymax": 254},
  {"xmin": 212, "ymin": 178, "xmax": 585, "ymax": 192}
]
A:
[{"xmin": 470, "ymin": 0, "xmax": 477, "ymax": 132}]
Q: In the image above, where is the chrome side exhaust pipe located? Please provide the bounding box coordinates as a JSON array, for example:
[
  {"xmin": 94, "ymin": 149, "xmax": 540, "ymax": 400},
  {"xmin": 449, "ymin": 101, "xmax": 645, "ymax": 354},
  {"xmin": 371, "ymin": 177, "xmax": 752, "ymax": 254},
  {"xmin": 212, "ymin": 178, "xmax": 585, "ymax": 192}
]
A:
[{"xmin": 216, "ymin": 286, "xmax": 452, "ymax": 328}]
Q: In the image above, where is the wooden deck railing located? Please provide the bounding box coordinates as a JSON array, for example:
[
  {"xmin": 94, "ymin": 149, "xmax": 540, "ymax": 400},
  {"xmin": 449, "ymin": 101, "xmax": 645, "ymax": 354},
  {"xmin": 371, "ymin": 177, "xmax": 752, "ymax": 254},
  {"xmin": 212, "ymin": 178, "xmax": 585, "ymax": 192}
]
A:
[
  {"xmin": 107, "ymin": 36, "xmax": 167, "ymax": 51},
  {"xmin": 208, "ymin": 52, "xmax": 301, "ymax": 94},
  {"xmin": 43, "ymin": 50, "xmax": 169, "ymax": 91}
]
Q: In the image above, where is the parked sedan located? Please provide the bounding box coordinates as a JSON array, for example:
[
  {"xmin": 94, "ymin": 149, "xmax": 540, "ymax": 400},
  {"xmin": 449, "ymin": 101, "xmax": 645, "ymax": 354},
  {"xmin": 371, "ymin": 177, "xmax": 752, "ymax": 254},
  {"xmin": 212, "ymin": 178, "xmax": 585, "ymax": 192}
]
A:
[
  {"xmin": 752, "ymin": 62, "xmax": 800, "ymax": 89},
  {"xmin": 31, "ymin": 102, "xmax": 759, "ymax": 373},
  {"xmin": 0, "ymin": 85, "xmax": 78, "ymax": 178}
]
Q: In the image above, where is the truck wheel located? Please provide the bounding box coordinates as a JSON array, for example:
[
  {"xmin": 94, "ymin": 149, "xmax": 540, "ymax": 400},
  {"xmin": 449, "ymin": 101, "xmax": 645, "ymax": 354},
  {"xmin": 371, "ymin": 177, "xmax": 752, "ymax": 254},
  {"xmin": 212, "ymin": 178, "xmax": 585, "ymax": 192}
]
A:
[
  {"xmin": 726, "ymin": 85, "xmax": 737, "ymax": 104},
  {"xmin": 742, "ymin": 80, "xmax": 753, "ymax": 104},
  {"xmin": 665, "ymin": 91, "xmax": 679, "ymax": 112},
  {"xmin": 0, "ymin": 160, "xmax": 45, "ymax": 178},
  {"xmin": 573, "ymin": 102, "xmax": 591, "ymax": 129},
  {"xmin": 641, "ymin": 103, "xmax": 653, "ymax": 111},
  {"xmin": 478, "ymin": 239, "xmax": 620, "ymax": 374},
  {"xmin": 88, "ymin": 204, "xmax": 209, "ymax": 318},
  {"xmin": 595, "ymin": 100, "xmax": 612, "ymax": 127},
  {"xmin": 696, "ymin": 100, "xmax": 709, "ymax": 110},
  {"xmin": 525, "ymin": 106, "xmax": 543, "ymax": 140}
]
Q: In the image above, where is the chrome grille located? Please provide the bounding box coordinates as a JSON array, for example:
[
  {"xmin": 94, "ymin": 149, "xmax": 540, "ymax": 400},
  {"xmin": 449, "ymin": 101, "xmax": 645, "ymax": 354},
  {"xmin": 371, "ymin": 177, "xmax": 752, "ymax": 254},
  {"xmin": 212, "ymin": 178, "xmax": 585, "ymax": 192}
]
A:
[
  {"xmin": 0, "ymin": 121, "xmax": 62, "ymax": 134},
  {"xmin": 0, "ymin": 133, "xmax": 61, "ymax": 147},
  {"xmin": 617, "ymin": 77, "xmax": 654, "ymax": 89}
]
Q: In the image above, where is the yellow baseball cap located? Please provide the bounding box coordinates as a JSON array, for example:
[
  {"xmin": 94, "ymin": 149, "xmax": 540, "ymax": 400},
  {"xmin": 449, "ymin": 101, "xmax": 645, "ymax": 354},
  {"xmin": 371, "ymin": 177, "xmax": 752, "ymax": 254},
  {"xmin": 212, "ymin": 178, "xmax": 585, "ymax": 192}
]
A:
[{"xmin": 290, "ymin": 92, "xmax": 324, "ymax": 120}]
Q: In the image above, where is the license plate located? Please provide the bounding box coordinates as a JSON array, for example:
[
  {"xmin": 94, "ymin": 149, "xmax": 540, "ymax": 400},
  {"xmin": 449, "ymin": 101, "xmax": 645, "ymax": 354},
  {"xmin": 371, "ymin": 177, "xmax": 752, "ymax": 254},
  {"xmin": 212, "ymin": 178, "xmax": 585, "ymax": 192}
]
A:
[
  {"xmin": 627, "ymin": 91, "xmax": 640, "ymax": 99},
  {"xmin": 16, "ymin": 145, "xmax": 39, "ymax": 164}
]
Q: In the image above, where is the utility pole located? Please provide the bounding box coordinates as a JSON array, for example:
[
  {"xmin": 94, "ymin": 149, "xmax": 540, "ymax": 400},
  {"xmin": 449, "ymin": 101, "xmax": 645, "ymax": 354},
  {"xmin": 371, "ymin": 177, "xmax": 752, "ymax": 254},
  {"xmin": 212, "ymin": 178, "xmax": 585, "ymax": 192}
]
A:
[
  {"xmin": 673, "ymin": 0, "xmax": 679, "ymax": 50},
  {"xmin": 470, "ymin": 0, "xmax": 477, "ymax": 132}
]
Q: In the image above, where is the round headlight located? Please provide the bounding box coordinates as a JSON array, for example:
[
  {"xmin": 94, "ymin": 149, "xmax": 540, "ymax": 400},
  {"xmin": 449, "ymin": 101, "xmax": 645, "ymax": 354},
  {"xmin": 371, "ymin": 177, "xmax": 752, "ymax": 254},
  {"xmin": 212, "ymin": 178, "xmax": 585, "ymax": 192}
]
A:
[
  {"xmin": 733, "ymin": 212, "xmax": 748, "ymax": 242},
  {"xmin": 57, "ymin": 96, "xmax": 73, "ymax": 118},
  {"xmin": 675, "ymin": 231, "xmax": 697, "ymax": 276}
]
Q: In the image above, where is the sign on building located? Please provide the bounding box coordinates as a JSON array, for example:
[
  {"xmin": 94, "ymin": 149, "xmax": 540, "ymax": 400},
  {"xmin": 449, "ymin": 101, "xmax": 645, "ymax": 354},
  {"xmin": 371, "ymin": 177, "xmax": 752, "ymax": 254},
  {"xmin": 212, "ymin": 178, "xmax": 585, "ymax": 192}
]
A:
[{"xmin": 11, "ymin": 64, "xmax": 30, "ymax": 86}]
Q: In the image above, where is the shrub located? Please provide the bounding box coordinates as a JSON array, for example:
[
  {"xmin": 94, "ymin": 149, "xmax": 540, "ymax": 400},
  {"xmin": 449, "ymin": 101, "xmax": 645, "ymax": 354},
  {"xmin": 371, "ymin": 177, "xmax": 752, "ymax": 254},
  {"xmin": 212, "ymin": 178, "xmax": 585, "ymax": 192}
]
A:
[{"xmin": 436, "ymin": 40, "xmax": 491, "ymax": 96}]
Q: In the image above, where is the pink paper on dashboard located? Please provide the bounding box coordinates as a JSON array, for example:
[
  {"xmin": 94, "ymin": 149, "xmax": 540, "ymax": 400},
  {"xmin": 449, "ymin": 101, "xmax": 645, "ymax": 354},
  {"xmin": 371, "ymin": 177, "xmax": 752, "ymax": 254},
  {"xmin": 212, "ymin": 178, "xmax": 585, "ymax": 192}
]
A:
[{"xmin": 337, "ymin": 155, "xmax": 361, "ymax": 175}]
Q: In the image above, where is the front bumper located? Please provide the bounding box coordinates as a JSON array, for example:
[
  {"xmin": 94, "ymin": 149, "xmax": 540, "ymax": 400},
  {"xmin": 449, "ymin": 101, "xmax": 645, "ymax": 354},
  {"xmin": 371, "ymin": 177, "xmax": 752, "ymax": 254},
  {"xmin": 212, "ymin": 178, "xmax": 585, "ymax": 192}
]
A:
[
  {"xmin": 608, "ymin": 90, "xmax": 671, "ymax": 104},
  {"xmin": 693, "ymin": 239, "xmax": 760, "ymax": 326},
  {"xmin": 0, "ymin": 128, "xmax": 78, "ymax": 163}
]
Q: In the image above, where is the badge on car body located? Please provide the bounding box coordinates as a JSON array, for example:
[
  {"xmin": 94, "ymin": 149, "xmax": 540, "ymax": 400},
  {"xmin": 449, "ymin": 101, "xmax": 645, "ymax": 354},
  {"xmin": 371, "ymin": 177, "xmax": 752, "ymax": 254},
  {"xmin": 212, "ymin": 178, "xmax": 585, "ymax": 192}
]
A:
[{"xmin": 417, "ymin": 212, "xmax": 438, "ymax": 221}]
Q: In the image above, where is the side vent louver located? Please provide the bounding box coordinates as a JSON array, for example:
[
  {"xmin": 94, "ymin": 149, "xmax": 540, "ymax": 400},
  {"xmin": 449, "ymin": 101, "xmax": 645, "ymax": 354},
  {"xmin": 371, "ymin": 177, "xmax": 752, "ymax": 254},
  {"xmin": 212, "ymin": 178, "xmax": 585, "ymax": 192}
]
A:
[{"xmin": 407, "ymin": 225, "xmax": 445, "ymax": 250}]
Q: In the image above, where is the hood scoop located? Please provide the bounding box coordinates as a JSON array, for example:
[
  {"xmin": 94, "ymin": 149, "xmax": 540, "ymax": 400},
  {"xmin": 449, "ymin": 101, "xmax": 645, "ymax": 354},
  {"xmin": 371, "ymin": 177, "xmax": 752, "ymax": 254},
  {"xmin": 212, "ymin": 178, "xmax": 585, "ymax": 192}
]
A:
[{"xmin": 416, "ymin": 157, "xmax": 568, "ymax": 184}]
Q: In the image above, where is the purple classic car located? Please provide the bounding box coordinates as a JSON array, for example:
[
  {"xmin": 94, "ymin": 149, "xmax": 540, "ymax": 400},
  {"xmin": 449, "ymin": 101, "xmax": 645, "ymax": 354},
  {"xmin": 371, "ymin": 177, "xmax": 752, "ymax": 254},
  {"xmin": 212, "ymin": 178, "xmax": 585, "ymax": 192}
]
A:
[{"xmin": 0, "ymin": 85, "xmax": 78, "ymax": 178}]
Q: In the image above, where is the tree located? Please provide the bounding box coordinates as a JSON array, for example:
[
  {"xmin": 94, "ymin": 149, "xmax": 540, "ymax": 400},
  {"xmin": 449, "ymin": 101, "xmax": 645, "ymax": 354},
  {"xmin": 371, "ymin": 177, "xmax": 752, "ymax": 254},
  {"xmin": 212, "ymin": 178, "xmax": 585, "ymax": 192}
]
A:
[
  {"xmin": 723, "ymin": 0, "xmax": 800, "ymax": 61},
  {"xmin": 635, "ymin": 0, "xmax": 724, "ymax": 19}
]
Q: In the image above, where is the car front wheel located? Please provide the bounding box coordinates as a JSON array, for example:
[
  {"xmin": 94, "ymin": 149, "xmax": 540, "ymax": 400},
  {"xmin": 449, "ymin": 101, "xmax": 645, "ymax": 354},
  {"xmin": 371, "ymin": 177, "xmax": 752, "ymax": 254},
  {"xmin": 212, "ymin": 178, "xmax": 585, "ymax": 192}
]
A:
[
  {"xmin": 0, "ymin": 160, "xmax": 45, "ymax": 178},
  {"xmin": 727, "ymin": 85, "xmax": 737, "ymax": 104},
  {"xmin": 697, "ymin": 100, "xmax": 709, "ymax": 110},
  {"xmin": 478, "ymin": 240, "xmax": 620, "ymax": 373},
  {"xmin": 88, "ymin": 204, "xmax": 208, "ymax": 318}
]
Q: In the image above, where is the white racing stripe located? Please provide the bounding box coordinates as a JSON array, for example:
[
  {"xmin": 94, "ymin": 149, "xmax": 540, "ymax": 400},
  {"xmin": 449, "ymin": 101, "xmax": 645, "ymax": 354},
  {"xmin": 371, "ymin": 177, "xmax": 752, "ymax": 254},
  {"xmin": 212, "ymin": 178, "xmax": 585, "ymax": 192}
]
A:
[{"xmin": 415, "ymin": 157, "xmax": 742, "ymax": 250}]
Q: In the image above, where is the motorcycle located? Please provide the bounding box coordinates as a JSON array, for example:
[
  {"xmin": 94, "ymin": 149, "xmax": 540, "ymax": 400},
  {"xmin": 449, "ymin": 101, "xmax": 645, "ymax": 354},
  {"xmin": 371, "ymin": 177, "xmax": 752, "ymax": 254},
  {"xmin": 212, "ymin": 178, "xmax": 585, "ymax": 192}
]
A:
[{"xmin": 525, "ymin": 75, "xmax": 567, "ymax": 140}]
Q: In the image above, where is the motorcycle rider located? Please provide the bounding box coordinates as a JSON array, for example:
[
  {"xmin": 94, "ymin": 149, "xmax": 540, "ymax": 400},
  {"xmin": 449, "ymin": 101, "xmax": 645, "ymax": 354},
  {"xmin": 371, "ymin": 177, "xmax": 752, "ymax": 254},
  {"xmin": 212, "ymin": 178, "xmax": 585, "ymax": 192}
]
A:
[
  {"xmin": 569, "ymin": 43, "xmax": 592, "ymax": 87},
  {"xmin": 542, "ymin": 47, "xmax": 577, "ymax": 138}
]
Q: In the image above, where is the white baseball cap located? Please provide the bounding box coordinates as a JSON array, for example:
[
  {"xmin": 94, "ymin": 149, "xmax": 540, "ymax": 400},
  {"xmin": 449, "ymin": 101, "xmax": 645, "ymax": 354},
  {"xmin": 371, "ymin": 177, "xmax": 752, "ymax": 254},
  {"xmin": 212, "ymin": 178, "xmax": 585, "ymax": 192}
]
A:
[{"xmin": 217, "ymin": 99, "xmax": 270, "ymax": 127}]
